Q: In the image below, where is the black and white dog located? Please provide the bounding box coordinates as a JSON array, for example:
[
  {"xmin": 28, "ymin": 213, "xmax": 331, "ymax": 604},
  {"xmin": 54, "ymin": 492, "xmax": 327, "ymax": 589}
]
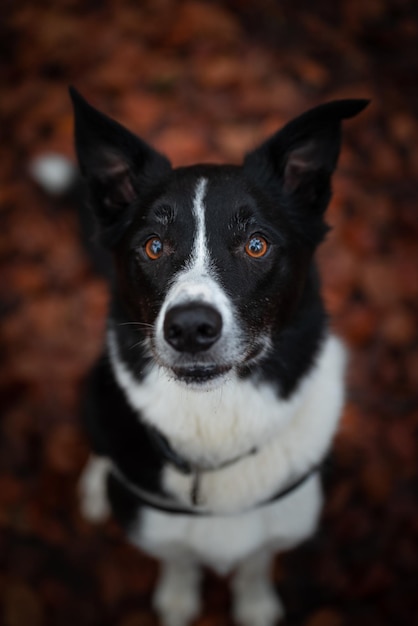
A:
[{"xmin": 69, "ymin": 89, "xmax": 367, "ymax": 626}]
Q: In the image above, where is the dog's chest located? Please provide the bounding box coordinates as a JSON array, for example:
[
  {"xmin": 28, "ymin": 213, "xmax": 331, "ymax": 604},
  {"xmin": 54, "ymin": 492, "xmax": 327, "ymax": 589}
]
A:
[
  {"xmin": 129, "ymin": 473, "xmax": 323, "ymax": 574},
  {"xmin": 108, "ymin": 330, "xmax": 311, "ymax": 473},
  {"xmin": 129, "ymin": 369, "xmax": 302, "ymax": 468},
  {"xmin": 110, "ymin": 333, "xmax": 346, "ymax": 515}
]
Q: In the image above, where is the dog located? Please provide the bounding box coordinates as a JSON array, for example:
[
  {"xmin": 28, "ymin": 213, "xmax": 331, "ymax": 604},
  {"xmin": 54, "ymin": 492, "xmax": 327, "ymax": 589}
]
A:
[{"xmin": 68, "ymin": 88, "xmax": 368, "ymax": 626}]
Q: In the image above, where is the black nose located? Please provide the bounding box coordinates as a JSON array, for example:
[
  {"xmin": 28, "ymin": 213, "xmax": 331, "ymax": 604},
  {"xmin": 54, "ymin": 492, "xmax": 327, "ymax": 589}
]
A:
[{"xmin": 164, "ymin": 304, "xmax": 223, "ymax": 353}]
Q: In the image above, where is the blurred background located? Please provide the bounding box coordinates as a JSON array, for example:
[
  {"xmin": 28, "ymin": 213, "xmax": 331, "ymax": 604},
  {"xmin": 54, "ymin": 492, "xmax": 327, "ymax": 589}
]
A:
[{"xmin": 1, "ymin": 1, "xmax": 417, "ymax": 624}]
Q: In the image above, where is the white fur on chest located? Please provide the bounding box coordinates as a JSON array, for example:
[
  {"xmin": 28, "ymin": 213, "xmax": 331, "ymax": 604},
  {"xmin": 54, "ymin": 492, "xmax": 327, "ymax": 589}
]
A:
[
  {"xmin": 109, "ymin": 332, "xmax": 346, "ymax": 514},
  {"xmin": 130, "ymin": 472, "xmax": 323, "ymax": 575},
  {"xmin": 109, "ymin": 332, "xmax": 307, "ymax": 468}
]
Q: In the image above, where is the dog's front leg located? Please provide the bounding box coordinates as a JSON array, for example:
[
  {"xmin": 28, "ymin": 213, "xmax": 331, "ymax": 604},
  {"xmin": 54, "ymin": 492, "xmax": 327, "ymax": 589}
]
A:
[
  {"xmin": 232, "ymin": 548, "xmax": 284, "ymax": 626},
  {"xmin": 78, "ymin": 455, "xmax": 112, "ymax": 522},
  {"xmin": 154, "ymin": 555, "xmax": 202, "ymax": 626}
]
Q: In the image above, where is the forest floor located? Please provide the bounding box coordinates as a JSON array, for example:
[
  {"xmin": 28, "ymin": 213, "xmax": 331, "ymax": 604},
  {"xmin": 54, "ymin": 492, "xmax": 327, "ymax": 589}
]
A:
[{"xmin": 1, "ymin": 1, "xmax": 418, "ymax": 625}]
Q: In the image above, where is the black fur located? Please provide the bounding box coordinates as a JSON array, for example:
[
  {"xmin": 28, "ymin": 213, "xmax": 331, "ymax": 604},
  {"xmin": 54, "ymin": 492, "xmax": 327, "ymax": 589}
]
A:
[{"xmin": 71, "ymin": 89, "xmax": 368, "ymax": 522}]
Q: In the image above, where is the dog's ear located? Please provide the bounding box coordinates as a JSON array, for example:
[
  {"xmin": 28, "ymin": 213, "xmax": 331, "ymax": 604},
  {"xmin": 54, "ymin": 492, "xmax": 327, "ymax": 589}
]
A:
[
  {"xmin": 69, "ymin": 87, "xmax": 171, "ymax": 246},
  {"xmin": 244, "ymin": 99, "xmax": 369, "ymax": 243}
]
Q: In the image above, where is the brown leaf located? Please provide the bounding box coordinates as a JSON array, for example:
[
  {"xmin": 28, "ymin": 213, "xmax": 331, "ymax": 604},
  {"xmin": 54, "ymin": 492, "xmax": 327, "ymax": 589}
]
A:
[
  {"xmin": 360, "ymin": 260, "xmax": 403, "ymax": 309},
  {"xmin": 3, "ymin": 582, "xmax": 44, "ymax": 626},
  {"xmin": 361, "ymin": 458, "xmax": 393, "ymax": 503},
  {"xmin": 304, "ymin": 608, "xmax": 344, "ymax": 626},
  {"xmin": 43, "ymin": 422, "xmax": 86, "ymax": 475},
  {"xmin": 380, "ymin": 307, "xmax": 416, "ymax": 347},
  {"xmin": 153, "ymin": 127, "xmax": 208, "ymax": 166},
  {"xmin": 167, "ymin": 1, "xmax": 241, "ymax": 47},
  {"xmin": 338, "ymin": 303, "xmax": 378, "ymax": 346},
  {"xmin": 118, "ymin": 611, "xmax": 156, "ymax": 626}
]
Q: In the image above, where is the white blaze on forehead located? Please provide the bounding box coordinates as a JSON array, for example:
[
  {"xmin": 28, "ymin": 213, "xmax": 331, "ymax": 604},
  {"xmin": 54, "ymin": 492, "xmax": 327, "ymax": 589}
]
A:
[
  {"xmin": 161, "ymin": 176, "xmax": 218, "ymax": 305},
  {"xmin": 189, "ymin": 177, "xmax": 209, "ymax": 274},
  {"xmin": 153, "ymin": 175, "xmax": 242, "ymax": 358}
]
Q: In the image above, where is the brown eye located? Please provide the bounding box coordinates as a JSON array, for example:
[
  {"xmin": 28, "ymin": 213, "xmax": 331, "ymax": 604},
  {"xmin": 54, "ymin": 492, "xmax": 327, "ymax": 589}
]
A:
[
  {"xmin": 245, "ymin": 235, "xmax": 269, "ymax": 258},
  {"xmin": 144, "ymin": 237, "xmax": 163, "ymax": 260}
]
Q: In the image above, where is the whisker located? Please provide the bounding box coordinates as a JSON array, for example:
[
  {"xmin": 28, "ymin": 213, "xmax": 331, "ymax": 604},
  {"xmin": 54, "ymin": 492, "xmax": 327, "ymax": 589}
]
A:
[
  {"xmin": 117, "ymin": 321, "xmax": 154, "ymax": 329},
  {"xmin": 129, "ymin": 340, "xmax": 145, "ymax": 351}
]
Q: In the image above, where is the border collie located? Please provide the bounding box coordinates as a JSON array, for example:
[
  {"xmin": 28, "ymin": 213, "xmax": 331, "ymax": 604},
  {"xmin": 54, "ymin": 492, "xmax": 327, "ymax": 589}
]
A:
[{"xmin": 67, "ymin": 89, "xmax": 367, "ymax": 626}]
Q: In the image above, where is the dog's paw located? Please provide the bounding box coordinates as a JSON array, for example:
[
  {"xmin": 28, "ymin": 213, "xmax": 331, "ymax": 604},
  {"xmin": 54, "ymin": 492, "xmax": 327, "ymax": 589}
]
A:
[
  {"xmin": 234, "ymin": 584, "xmax": 284, "ymax": 626},
  {"xmin": 153, "ymin": 560, "xmax": 201, "ymax": 626},
  {"xmin": 154, "ymin": 584, "xmax": 200, "ymax": 626},
  {"xmin": 78, "ymin": 456, "xmax": 111, "ymax": 523}
]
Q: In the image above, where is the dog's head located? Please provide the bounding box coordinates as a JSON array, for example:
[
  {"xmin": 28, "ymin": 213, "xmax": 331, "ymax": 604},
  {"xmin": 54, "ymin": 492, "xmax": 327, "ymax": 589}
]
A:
[{"xmin": 70, "ymin": 88, "xmax": 367, "ymax": 389}]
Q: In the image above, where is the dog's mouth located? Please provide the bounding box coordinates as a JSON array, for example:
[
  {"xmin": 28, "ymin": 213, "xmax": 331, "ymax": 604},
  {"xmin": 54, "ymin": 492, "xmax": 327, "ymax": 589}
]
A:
[
  {"xmin": 171, "ymin": 363, "xmax": 232, "ymax": 386},
  {"xmin": 153, "ymin": 337, "xmax": 271, "ymax": 389}
]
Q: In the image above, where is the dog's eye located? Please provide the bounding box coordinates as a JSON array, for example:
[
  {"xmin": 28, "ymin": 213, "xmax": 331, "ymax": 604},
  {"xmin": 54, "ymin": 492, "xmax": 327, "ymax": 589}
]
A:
[
  {"xmin": 245, "ymin": 235, "xmax": 269, "ymax": 259},
  {"xmin": 144, "ymin": 237, "xmax": 163, "ymax": 260}
]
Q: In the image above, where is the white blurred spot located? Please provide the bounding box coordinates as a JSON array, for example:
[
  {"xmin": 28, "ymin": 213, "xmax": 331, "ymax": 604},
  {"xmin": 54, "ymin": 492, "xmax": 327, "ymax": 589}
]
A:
[{"xmin": 30, "ymin": 153, "xmax": 76, "ymax": 195}]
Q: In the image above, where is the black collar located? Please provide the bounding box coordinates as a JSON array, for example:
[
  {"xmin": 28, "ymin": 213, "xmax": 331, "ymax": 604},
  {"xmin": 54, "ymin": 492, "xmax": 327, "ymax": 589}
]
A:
[
  {"xmin": 147, "ymin": 425, "xmax": 258, "ymax": 475},
  {"xmin": 112, "ymin": 424, "xmax": 321, "ymax": 516},
  {"xmin": 111, "ymin": 462, "xmax": 319, "ymax": 516}
]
